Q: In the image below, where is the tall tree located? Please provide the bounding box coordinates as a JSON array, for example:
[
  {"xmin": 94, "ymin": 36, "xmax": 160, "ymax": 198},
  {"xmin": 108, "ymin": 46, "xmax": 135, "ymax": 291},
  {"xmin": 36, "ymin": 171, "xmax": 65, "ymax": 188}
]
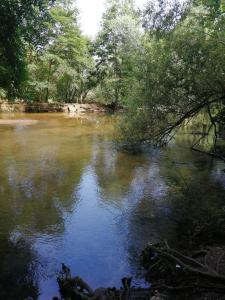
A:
[
  {"xmin": 0, "ymin": 0, "xmax": 54, "ymax": 98},
  {"xmin": 23, "ymin": 0, "xmax": 95, "ymax": 103},
  {"xmin": 94, "ymin": 0, "xmax": 142, "ymax": 107}
]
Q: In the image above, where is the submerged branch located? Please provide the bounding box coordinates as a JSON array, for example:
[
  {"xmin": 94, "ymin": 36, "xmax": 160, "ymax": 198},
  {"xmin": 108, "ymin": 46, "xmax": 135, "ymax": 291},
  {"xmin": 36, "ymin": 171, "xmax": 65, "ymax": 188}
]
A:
[{"xmin": 191, "ymin": 146, "xmax": 225, "ymax": 162}]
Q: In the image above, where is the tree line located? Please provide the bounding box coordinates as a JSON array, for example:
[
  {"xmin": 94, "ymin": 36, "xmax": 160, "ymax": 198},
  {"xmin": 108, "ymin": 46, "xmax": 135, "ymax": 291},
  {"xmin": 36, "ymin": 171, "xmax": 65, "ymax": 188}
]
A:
[
  {"xmin": 0, "ymin": 0, "xmax": 225, "ymax": 156},
  {"xmin": 0, "ymin": 0, "xmax": 143, "ymax": 104}
]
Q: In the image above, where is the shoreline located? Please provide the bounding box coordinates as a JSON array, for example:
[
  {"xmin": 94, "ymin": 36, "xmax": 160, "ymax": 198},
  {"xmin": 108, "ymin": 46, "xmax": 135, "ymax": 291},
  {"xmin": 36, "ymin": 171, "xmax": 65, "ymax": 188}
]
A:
[{"xmin": 0, "ymin": 102, "xmax": 112, "ymax": 113}]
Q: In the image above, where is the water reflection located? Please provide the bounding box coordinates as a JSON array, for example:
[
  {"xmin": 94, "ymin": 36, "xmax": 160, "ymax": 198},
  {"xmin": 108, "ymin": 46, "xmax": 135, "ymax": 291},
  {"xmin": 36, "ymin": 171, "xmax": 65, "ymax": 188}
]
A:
[
  {"xmin": 0, "ymin": 113, "xmax": 224, "ymax": 299},
  {"xmin": 0, "ymin": 236, "xmax": 39, "ymax": 300}
]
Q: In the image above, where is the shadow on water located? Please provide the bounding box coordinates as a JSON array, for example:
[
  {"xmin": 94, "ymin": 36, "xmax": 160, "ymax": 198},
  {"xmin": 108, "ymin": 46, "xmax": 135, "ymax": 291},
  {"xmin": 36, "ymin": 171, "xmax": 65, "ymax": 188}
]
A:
[
  {"xmin": 0, "ymin": 236, "xmax": 39, "ymax": 300},
  {"xmin": 0, "ymin": 113, "xmax": 224, "ymax": 298}
]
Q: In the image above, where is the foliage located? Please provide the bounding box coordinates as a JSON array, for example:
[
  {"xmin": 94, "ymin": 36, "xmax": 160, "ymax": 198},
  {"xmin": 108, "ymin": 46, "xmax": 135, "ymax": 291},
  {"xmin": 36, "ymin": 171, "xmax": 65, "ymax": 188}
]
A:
[
  {"xmin": 142, "ymin": 0, "xmax": 189, "ymax": 33},
  {"xmin": 0, "ymin": 0, "xmax": 54, "ymax": 98},
  {"xmin": 119, "ymin": 0, "xmax": 225, "ymax": 156},
  {"xmin": 93, "ymin": 0, "xmax": 142, "ymax": 107},
  {"xmin": 22, "ymin": 0, "xmax": 95, "ymax": 103},
  {"xmin": 0, "ymin": 88, "xmax": 7, "ymax": 100}
]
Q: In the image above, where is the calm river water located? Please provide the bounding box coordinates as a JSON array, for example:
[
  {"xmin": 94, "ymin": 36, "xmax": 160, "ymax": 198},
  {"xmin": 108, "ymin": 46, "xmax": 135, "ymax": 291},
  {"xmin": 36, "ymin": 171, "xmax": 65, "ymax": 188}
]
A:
[{"xmin": 0, "ymin": 113, "xmax": 224, "ymax": 299}]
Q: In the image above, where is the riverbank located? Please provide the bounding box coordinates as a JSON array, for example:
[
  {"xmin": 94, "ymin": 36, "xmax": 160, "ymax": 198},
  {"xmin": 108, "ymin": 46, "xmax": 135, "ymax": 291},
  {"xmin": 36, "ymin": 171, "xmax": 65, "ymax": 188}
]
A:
[
  {"xmin": 0, "ymin": 102, "xmax": 111, "ymax": 113},
  {"xmin": 54, "ymin": 241, "xmax": 225, "ymax": 300}
]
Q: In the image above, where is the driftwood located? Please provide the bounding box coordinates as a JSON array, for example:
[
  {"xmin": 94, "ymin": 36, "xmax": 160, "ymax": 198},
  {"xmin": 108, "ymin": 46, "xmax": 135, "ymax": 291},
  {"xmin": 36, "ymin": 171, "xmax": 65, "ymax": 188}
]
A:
[{"xmin": 55, "ymin": 263, "xmax": 152, "ymax": 300}]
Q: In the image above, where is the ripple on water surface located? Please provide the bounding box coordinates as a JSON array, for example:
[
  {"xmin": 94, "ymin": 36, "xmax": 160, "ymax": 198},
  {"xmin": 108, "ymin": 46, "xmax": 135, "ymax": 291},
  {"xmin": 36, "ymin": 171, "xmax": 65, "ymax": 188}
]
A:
[{"xmin": 0, "ymin": 113, "xmax": 224, "ymax": 299}]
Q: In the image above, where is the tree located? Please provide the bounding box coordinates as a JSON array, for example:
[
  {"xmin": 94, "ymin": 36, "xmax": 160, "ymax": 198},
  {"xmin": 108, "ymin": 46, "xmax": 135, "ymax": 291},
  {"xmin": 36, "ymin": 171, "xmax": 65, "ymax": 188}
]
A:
[
  {"xmin": 0, "ymin": 0, "xmax": 54, "ymax": 98},
  {"xmin": 119, "ymin": 0, "xmax": 225, "ymax": 159},
  {"xmin": 23, "ymin": 0, "xmax": 95, "ymax": 103},
  {"xmin": 94, "ymin": 0, "xmax": 142, "ymax": 107}
]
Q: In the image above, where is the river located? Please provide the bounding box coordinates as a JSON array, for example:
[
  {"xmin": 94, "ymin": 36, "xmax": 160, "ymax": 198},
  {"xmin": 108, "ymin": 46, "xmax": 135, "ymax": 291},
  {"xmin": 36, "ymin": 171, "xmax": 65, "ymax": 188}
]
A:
[{"xmin": 0, "ymin": 113, "xmax": 224, "ymax": 299}]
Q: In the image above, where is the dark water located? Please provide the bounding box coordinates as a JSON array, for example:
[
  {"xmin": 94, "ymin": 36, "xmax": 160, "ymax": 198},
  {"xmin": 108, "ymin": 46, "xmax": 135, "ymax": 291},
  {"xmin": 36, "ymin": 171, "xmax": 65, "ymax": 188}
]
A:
[{"xmin": 0, "ymin": 113, "xmax": 224, "ymax": 299}]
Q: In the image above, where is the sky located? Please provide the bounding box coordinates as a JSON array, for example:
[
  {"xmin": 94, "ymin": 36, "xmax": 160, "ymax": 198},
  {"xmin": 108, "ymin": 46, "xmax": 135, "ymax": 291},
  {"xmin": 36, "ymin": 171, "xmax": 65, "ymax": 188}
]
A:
[{"xmin": 76, "ymin": 0, "xmax": 147, "ymax": 38}]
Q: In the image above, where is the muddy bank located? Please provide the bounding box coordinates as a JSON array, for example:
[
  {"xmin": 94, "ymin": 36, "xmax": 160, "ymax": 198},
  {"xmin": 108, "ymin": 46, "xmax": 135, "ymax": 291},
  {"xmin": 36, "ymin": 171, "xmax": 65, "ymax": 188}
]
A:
[
  {"xmin": 0, "ymin": 102, "xmax": 111, "ymax": 113},
  {"xmin": 0, "ymin": 119, "xmax": 38, "ymax": 125}
]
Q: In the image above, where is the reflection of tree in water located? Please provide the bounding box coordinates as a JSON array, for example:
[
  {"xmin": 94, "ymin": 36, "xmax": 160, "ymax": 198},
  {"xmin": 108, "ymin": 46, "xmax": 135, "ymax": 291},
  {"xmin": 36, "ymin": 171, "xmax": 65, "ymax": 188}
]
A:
[
  {"xmin": 0, "ymin": 130, "xmax": 94, "ymax": 235},
  {"xmin": 0, "ymin": 115, "xmax": 114, "ymax": 237},
  {"xmin": 122, "ymin": 162, "xmax": 172, "ymax": 275},
  {"xmin": 91, "ymin": 143, "xmax": 171, "ymax": 277},
  {"xmin": 168, "ymin": 175, "xmax": 225, "ymax": 250},
  {"xmin": 92, "ymin": 142, "xmax": 153, "ymax": 201},
  {"xmin": 0, "ymin": 118, "xmax": 99, "ymax": 298},
  {"xmin": 160, "ymin": 139, "xmax": 225, "ymax": 248},
  {"xmin": 110, "ymin": 140, "xmax": 225, "ymax": 277},
  {"xmin": 0, "ymin": 237, "xmax": 39, "ymax": 300},
  {"xmin": 0, "ymin": 115, "xmax": 224, "ymax": 296}
]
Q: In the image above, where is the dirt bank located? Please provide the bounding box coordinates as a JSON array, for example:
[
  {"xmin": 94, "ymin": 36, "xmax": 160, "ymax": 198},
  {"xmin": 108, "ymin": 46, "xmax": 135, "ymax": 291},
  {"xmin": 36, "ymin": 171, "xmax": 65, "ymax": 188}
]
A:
[{"xmin": 0, "ymin": 102, "xmax": 111, "ymax": 113}]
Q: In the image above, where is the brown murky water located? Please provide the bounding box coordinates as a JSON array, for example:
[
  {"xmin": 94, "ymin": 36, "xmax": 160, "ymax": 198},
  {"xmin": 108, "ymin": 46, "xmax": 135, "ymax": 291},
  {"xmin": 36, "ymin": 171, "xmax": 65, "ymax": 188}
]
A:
[{"xmin": 0, "ymin": 113, "xmax": 224, "ymax": 299}]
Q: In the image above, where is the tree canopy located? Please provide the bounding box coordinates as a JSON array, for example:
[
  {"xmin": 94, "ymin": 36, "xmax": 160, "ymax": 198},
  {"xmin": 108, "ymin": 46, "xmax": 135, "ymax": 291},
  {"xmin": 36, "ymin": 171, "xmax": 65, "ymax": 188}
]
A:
[
  {"xmin": 22, "ymin": 0, "xmax": 94, "ymax": 103},
  {"xmin": 118, "ymin": 0, "xmax": 225, "ymax": 159},
  {"xmin": 0, "ymin": 0, "xmax": 55, "ymax": 98}
]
